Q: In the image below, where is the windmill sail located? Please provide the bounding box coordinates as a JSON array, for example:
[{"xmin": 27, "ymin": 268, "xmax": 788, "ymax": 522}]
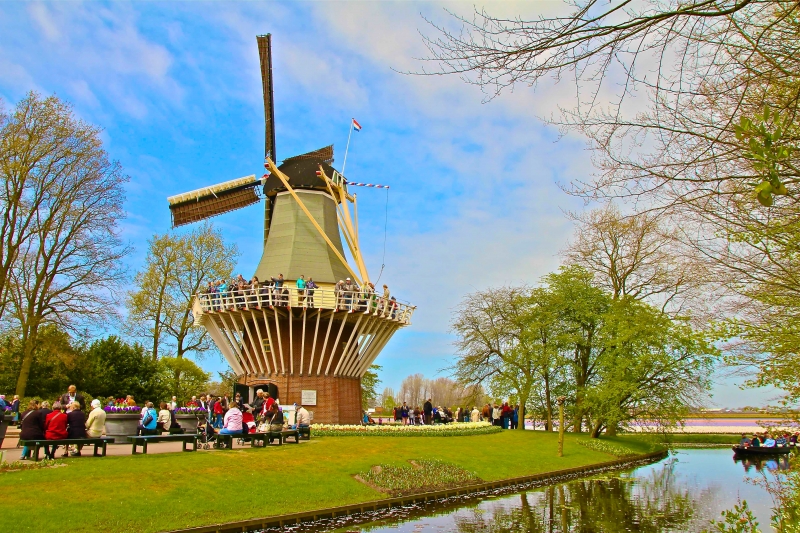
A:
[
  {"xmin": 168, "ymin": 175, "xmax": 260, "ymax": 227},
  {"xmin": 282, "ymin": 145, "xmax": 334, "ymax": 165},
  {"xmin": 257, "ymin": 34, "xmax": 277, "ymax": 161}
]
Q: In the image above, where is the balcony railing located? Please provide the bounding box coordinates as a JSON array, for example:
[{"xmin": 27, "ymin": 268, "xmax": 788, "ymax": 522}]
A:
[{"xmin": 195, "ymin": 285, "xmax": 415, "ymax": 325}]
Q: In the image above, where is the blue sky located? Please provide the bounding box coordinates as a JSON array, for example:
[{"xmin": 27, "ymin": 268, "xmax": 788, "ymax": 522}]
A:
[{"xmin": 0, "ymin": 1, "xmax": 780, "ymax": 408}]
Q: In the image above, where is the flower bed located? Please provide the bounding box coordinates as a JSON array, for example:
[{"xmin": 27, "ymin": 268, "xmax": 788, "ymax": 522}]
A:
[
  {"xmin": 0, "ymin": 458, "xmax": 65, "ymax": 473},
  {"xmin": 578, "ymin": 439, "xmax": 639, "ymax": 458},
  {"xmin": 356, "ymin": 459, "xmax": 481, "ymax": 495},
  {"xmin": 311, "ymin": 421, "xmax": 501, "ymax": 437}
]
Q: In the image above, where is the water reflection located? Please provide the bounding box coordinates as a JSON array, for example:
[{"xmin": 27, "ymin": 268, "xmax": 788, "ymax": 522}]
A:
[
  {"xmin": 734, "ymin": 454, "xmax": 791, "ymax": 474},
  {"xmin": 311, "ymin": 449, "xmax": 787, "ymax": 533},
  {"xmin": 453, "ymin": 459, "xmax": 702, "ymax": 533}
]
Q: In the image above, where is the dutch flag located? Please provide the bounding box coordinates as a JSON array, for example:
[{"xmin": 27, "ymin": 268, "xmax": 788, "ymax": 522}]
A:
[{"xmin": 352, "ymin": 118, "xmax": 362, "ymax": 132}]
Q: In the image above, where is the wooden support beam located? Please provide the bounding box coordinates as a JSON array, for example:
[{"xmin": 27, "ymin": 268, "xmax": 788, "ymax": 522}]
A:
[
  {"xmin": 333, "ymin": 314, "xmax": 363, "ymax": 376},
  {"xmin": 324, "ymin": 314, "xmax": 349, "ymax": 376},
  {"xmin": 308, "ymin": 310, "xmax": 323, "ymax": 375},
  {"xmin": 262, "ymin": 308, "xmax": 280, "ymax": 375},
  {"xmin": 272, "ymin": 308, "xmax": 286, "ymax": 374},
  {"xmin": 239, "ymin": 313, "xmax": 266, "ymax": 375},
  {"xmin": 249, "ymin": 310, "xmax": 272, "ymax": 375},
  {"xmin": 316, "ymin": 311, "xmax": 336, "ymax": 376}
]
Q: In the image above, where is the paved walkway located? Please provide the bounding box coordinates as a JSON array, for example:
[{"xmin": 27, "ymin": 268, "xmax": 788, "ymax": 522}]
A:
[{"xmin": 0, "ymin": 430, "xmax": 286, "ymax": 460}]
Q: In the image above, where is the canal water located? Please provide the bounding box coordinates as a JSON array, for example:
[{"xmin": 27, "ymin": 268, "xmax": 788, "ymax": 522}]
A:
[{"xmin": 300, "ymin": 449, "xmax": 791, "ymax": 533}]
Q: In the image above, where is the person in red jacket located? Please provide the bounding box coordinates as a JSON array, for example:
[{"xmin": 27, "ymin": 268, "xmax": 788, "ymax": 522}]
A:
[
  {"xmin": 44, "ymin": 402, "xmax": 69, "ymax": 459},
  {"xmin": 213, "ymin": 397, "xmax": 224, "ymax": 429}
]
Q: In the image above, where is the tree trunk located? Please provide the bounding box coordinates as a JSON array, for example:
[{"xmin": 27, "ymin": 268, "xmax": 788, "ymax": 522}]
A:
[
  {"xmin": 14, "ymin": 324, "xmax": 40, "ymax": 399},
  {"xmin": 517, "ymin": 393, "xmax": 528, "ymax": 431},
  {"xmin": 590, "ymin": 420, "xmax": 603, "ymax": 438},
  {"xmin": 544, "ymin": 375, "xmax": 553, "ymax": 432},
  {"xmin": 606, "ymin": 422, "xmax": 618, "ymax": 436}
]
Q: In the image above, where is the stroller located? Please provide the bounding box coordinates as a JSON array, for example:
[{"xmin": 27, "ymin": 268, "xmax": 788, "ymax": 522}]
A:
[{"xmin": 196, "ymin": 416, "xmax": 217, "ymax": 450}]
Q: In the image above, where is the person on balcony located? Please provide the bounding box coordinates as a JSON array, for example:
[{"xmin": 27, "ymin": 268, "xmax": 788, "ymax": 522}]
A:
[
  {"xmin": 297, "ymin": 275, "xmax": 306, "ymax": 305},
  {"xmin": 271, "ymin": 274, "xmax": 288, "ymax": 306},
  {"xmin": 343, "ymin": 278, "xmax": 355, "ymax": 310},
  {"xmin": 306, "ymin": 278, "xmax": 318, "ymax": 308},
  {"xmin": 379, "ymin": 284, "xmax": 390, "ymax": 316},
  {"xmin": 249, "ymin": 276, "xmax": 261, "ymax": 306},
  {"xmin": 335, "ymin": 280, "xmax": 345, "ymax": 310}
]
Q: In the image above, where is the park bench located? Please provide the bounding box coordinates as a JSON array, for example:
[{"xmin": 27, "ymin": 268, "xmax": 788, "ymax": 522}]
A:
[
  {"xmin": 128, "ymin": 433, "xmax": 198, "ymax": 454},
  {"xmin": 225, "ymin": 430, "xmax": 300, "ymax": 448},
  {"xmin": 19, "ymin": 437, "xmax": 115, "ymax": 461},
  {"xmin": 297, "ymin": 426, "xmax": 311, "ymax": 440}
]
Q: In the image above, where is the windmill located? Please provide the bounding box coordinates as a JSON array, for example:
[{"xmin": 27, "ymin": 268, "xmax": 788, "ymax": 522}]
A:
[{"xmin": 166, "ymin": 34, "xmax": 415, "ymax": 424}]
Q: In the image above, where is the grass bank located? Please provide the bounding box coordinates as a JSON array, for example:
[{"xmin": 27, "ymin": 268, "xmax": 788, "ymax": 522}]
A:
[
  {"xmin": 0, "ymin": 431, "xmax": 659, "ymax": 533},
  {"xmin": 620, "ymin": 433, "xmax": 741, "ymax": 445}
]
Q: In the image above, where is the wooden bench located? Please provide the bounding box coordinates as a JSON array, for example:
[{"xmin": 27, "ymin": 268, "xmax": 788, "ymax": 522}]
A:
[
  {"xmin": 128, "ymin": 433, "xmax": 198, "ymax": 454},
  {"xmin": 270, "ymin": 429, "xmax": 299, "ymax": 445},
  {"xmin": 231, "ymin": 430, "xmax": 299, "ymax": 447},
  {"xmin": 20, "ymin": 437, "xmax": 115, "ymax": 461},
  {"xmin": 297, "ymin": 426, "xmax": 311, "ymax": 440}
]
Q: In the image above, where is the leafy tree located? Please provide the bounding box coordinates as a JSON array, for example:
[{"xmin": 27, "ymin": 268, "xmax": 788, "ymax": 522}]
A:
[
  {"xmin": 585, "ymin": 298, "xmax": 716, "ymax": 436},
  {"xmin": 451, "ymin": 286, "xmax": 544, "ymax": 431},
  {"xmin": 0, "ymin": 325, "xmax": 76, "ymax": 398},
  {"xmin": 72, "ymin": 336, "xmax": 161, "ymax": 402},
  {"xmin": 156, "ymin": 357, "xmax": 211, "ymax": 404},
  {"xmin": 126, "ymin": 223, "xmax": 238, "ymax": 360},
  {"xmin": 361, "ymin": 364, "xmax": 382, "ymax": 409},
  {"xmin": 1, "ymin": 93, "xmax": 128, "ymax": 398}
]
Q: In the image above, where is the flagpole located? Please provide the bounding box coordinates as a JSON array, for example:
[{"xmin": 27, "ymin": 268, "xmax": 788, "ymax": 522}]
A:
[{"xmin": 341, "ymin": 120, "xmax": 354, "ymax": 176}]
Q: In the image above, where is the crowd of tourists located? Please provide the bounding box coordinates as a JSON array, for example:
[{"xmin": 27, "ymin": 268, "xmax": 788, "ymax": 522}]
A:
[
  {"xmin": 18, "ymin": 385, "xmax": 106, "ymax": 459},
  {"xmin": 199, "ymin": 272, "xmax": 400, "ymax": 317},
  {"xmin": 383, "ymin": 401, "xmax": 519, "ymax": 429},
  {"xmin": 15, "ymin": 384, "xmax": 312, "ymax": 459},
  {"xmin": 739, "ymin": 432, "xmax": 799, "ymax": 448}
]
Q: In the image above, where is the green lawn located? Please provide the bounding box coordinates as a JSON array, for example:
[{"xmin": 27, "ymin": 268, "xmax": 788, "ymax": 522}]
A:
[
  {"xmin": 619, "ymin": 433, "xmax": 741, "ymax": 445},
  {"xmin": 0, "ymin": 431, "xmax": 658, "ymax": 533}
]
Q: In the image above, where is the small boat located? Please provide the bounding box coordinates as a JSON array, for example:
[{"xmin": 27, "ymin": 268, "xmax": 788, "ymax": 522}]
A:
[{"xmin": 732, "ymin": 445, "xmax": 792, "ymax": 456}]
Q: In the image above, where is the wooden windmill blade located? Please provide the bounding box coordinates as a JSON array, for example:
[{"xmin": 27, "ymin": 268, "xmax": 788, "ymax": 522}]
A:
[
  {"xmin": 257, "ymin": 34, "xmax": 277, "ymax": 161},
  {"xmin": 167, "ymin": 175, "xmax": 261, "ymax": 227}
]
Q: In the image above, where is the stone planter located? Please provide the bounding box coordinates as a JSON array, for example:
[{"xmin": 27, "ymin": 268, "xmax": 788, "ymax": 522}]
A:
[
  {"xmin": 176, "ymin": 413, "xmax": 205, "ymax": 431},
  {"xmin": 104, "ymin": 413, "xmax": 140, "ymax": 442},
  {"xmin": 0, "ymin": 415, "xmax": 11, "ymax": 448}
]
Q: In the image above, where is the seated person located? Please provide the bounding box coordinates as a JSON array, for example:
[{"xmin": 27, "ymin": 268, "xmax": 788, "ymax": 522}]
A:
[
  {"xmin": 136, "ymin": 402, "xmax": 158, "ymax": 436},
  {"xmin": 739, "ymin": 434, "xmax": 751, "ymax": 447},
  {"xmin": 268, "ymin": 405, "xmax": 284, "ymax": 443},
  {"xmin": 791, "ymin": 433, "xmax": 798, "ymax": 446},
  {"xmin": 776, "ymin": 434, "xmax": 788, "ymax": 446},
  {"xmin": 751, "ymin": 434, "xmax": 761, "ymax": 447},
  {"xmin": 156, "ymin": 402, "xmax": 171, "ymax": 433},
  {"xmin": 219, "ymin": 402, "xmax": 243, "ymax": 435},
  {"xmin": 66, "ymin": 401, "xmax": 87, "ymax": 457},
  {"xmin": 763, "ymin": 434, "xmax": 776, "ymax": 447},
  {"xmin": 44, "ymin": 402, "xmax": 68, "ymax": 460},
  {"xmin": 294, "ymin": 404, "xmax": 310, "ymax": 430},
  {"xmin": 242, "ymin": 407, "xmax": 257, "ymax": 434}
]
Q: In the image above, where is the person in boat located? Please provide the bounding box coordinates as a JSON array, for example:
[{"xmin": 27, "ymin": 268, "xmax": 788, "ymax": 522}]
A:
[
  {"xmin": 791, "ymin": 433, "xmax": 798, "ymax": 446},
  {"xmin": 776, "ymin": 434, "xmax": 788, "ymax": 446},
  {"xmin": 751, "ymin": 434, "xmax": 761, "ymax": 447},
  {"xmin": 739, "ymin": 434, "xmax": 751, "ymax": 447},
  {"xmin": 763, "ymin": 434, "xmax": 776, "ymax": 447}
]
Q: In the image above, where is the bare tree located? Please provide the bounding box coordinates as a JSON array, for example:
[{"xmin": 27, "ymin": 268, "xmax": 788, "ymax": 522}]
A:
[
  {"xmin": 563, "ymin": 204, "xmax": 701, "ymax": 314},
  {"xmin": 4, "ymin": 93, "xmax": 129, "ymax": 398},
  {"xmin": 126, "ymin": 223, "xmax": 239, "ymax": 360}
]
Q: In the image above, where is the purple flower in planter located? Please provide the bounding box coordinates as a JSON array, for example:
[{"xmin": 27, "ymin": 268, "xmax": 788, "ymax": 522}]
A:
[
  {"xmin": 103, "ymin": 405, "xmax": 142, "ymax": 414},
  {"xmin": 175, "ymin": 407, "xmax": 208, "ymax": 414}
]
